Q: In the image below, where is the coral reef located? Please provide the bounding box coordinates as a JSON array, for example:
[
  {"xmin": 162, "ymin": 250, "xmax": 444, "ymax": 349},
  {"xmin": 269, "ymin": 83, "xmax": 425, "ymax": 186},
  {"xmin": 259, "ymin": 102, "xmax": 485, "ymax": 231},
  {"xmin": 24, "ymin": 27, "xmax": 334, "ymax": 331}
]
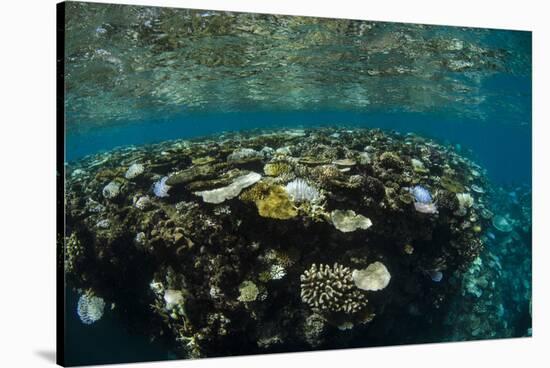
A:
[{"xmin": 63, "ymin": 127, "xmax": 512, "ymax": 358}]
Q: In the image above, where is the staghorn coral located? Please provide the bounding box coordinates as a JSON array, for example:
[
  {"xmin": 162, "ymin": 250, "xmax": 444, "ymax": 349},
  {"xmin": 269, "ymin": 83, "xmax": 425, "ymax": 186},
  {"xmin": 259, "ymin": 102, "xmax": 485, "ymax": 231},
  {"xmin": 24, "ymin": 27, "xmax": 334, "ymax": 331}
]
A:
[{"xmin": 300, "ymin": 263, "xmax": 367, "ymax": 314}]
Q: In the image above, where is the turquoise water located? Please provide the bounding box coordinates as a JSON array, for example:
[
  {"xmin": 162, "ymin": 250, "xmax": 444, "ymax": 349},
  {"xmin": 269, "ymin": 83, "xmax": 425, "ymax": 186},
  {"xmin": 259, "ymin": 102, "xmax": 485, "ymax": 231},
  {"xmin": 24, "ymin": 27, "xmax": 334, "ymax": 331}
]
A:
[{"xmin": 62, "ymin": 2, "xmax": 531, "ymax": 366}]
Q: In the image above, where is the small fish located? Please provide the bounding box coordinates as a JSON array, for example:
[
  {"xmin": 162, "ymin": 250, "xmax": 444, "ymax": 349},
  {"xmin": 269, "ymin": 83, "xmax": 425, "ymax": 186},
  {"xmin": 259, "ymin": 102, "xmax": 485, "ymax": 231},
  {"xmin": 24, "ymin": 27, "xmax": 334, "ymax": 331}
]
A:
[{"xmin": 487, "ymin": 232, "xmax": 496, "ymax": 240}]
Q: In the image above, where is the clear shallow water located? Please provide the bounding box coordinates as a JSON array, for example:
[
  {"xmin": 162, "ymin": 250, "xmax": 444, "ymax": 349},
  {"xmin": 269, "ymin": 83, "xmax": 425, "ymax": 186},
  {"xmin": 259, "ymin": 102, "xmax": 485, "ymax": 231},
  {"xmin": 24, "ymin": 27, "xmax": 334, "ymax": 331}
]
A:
[{"xmin": 62, "ymin": 2, "xmax": 531, "ymax": 366}]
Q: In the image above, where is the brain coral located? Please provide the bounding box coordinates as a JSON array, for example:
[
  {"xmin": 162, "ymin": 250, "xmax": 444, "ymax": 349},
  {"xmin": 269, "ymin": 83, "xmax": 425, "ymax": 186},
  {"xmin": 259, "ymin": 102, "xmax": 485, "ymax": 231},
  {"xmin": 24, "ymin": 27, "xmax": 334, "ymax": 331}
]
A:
[{"xmin": 300, "ymin": 263, "xmax": 367, "ymax": 314}]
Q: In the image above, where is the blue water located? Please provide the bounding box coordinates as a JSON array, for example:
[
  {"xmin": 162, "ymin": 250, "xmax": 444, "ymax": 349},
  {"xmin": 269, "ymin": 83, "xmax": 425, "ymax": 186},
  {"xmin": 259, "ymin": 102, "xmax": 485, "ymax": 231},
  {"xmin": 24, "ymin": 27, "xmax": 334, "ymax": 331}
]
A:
[{"xmin": 67, "ymin": 109, "xmax": 532, "ymax": 186}]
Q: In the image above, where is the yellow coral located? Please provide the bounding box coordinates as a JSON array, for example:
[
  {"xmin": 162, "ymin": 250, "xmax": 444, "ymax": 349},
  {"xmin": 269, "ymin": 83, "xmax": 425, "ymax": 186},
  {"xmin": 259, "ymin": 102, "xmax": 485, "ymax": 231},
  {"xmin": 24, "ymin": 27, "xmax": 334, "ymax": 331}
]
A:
[
  {"xmin": 240, "ymin": 181, "xmax": 272, "ymax": 202},
  {"xmin": 263, "ymin": 162, "xmax": 292, "ymax": 177},
  {"xmin": 256, "ymin": 185, "xmax": 297, "ymax": 220},
  {"xmin": 241, "ymin": 182, "xmax": 298, "ymax": 220},
  {"xmin": 237, "ymin": 281, "xmax": 259, "ymax": 302}
]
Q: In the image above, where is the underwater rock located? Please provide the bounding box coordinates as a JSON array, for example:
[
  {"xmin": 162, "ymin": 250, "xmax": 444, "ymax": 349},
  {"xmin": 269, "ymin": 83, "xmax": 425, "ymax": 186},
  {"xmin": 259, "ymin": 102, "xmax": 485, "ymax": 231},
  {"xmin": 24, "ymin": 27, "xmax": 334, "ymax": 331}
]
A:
[
  {"xmin": 285, "ymin": 178, "xmax": 320, "ymax": 203},
  {"xmin": 275, "ymin": 146, "xmax": 293, "ymax": 156},
  {"xmin": 77, "ymin": 292, "xmax": 105, "ymax": 325},
  {"xmin": 333, "ymin": 158, "xmax": 357, "ymax": 167},
  {"xmin": 134, "ymin": 195, "xmax": 152, "ymax": 210},
  {"xmin": 194, "ymin": 172, "xmax": 262, "ymax": 204},
  {"xmin": 228, "ymin": 148, "xmax": 263, "ymax": 163},
  {"xmin": 411, "ymin": 158, "xmax": 429, "ymax": 174},
  {"xmin": 358, "ymin": 152, "xmax": 372, "ymax": 165},
  {"xmin": 379, "ymin": 151, "xmax": 404, "ymax": 170},
  {"xmin": 352, "ymin": 262, "xmax": 391, "ymax": 291},
  {"xmin": 166, "ymin": 165, "xmax": 219, "ymax": 186},
  {"xmin": 330, "ymin": 209, "xmax": 372, "ymax": 232},
  {"xmin": 102, "ymin": 180, "xmax": 120, "ymax": 199},
  {"xmin": 125, "ymin": 163, "xmax": 145, "ymax": 179}
]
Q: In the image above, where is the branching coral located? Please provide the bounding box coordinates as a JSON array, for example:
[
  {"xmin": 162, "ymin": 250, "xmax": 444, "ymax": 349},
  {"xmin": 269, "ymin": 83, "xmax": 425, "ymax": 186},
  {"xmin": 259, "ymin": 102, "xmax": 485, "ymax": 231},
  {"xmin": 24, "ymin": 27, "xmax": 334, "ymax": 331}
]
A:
[{"xmin": 300, "ymin": 263, "xmax": 367, "ymax": 314}]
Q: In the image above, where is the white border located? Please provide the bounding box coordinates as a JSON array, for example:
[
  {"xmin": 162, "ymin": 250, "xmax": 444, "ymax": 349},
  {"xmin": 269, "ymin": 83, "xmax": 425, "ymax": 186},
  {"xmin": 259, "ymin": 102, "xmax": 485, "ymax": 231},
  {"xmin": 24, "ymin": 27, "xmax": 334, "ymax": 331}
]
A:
[{"xmin": 1, "ymin": 0, "xmax": 548, "ymax": 367}]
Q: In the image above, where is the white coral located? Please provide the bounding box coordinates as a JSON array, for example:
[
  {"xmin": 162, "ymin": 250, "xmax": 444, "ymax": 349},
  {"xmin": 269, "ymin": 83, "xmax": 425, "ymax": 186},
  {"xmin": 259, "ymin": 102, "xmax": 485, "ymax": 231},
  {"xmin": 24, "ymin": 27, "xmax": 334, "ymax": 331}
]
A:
[
  {"xmin": 352, "ymin": 262, "xmax": 391, "ymax": 291},
  {"xmin": 194, "ymin": 172, "xmax": 261, "ymax": 204},
  {"xmin": 285, "ymin": 178, "xmax": 319, "ymax": 203},
  {"xmin": 77, "ymin": 292, "xmax": 106, "ymax": 325},
  {"xmin": 125, "ymin": 163, "xmax": 145, "ymax": 179},
  {"xmin": 102, "ymin": 181, "xmax": 120, "ymax": 199},
  {"xmin": 269, "ymin": 264, "xmax": 286, "ymax": 280},
  {"xmin": 331, "ymin": 210, "xmax": 372, "ymax": 232}
]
